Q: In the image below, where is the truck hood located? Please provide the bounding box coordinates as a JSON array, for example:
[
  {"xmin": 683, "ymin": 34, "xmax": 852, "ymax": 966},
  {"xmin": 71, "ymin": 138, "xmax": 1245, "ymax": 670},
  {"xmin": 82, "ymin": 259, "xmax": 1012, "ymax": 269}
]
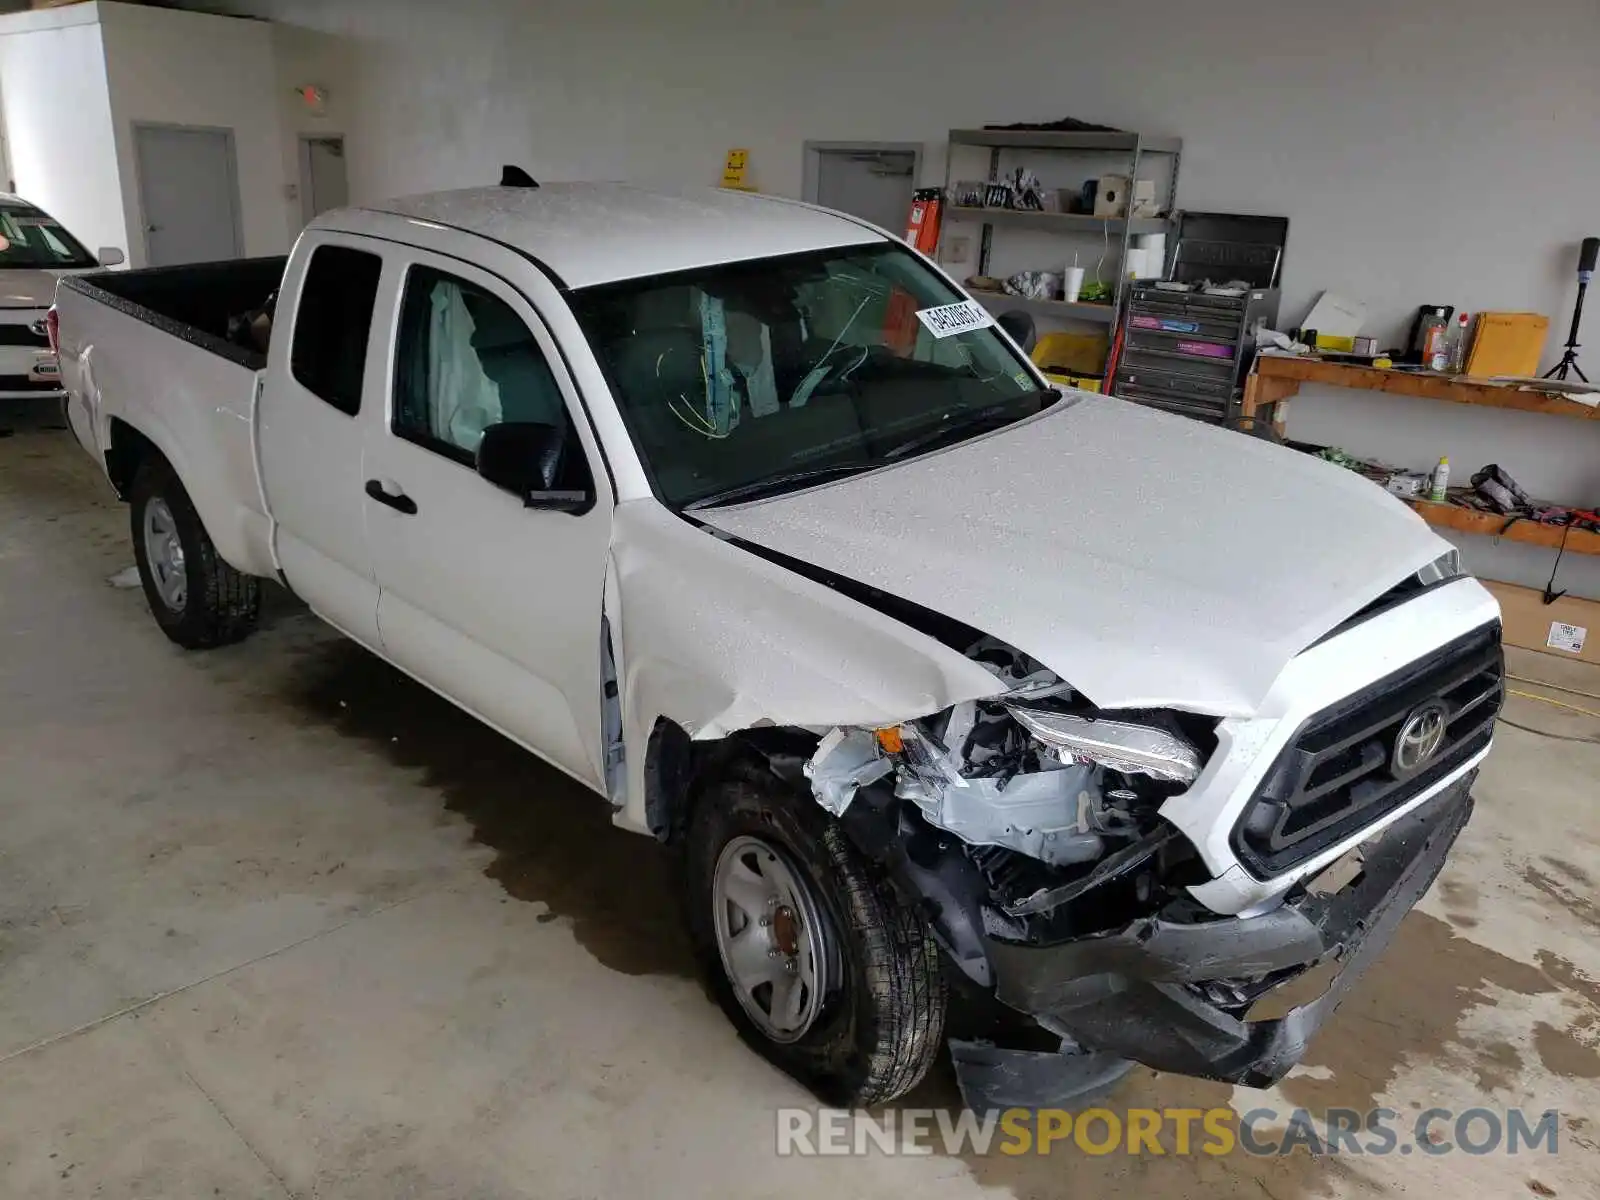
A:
[
  {"xmin": 0, "ymin": 268, "xmax": 68, "ymax": 309},
  {"xmin": 697, "ymin": 396, "xmax": 1449, "ymax": 718}
]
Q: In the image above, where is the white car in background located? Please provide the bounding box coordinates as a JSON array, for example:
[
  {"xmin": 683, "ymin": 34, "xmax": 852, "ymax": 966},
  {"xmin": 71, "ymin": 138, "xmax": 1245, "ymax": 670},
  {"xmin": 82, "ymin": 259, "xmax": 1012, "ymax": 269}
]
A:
[{"xmin": 0, "ymin": 195, "xmax": 122, "ymax": 401}]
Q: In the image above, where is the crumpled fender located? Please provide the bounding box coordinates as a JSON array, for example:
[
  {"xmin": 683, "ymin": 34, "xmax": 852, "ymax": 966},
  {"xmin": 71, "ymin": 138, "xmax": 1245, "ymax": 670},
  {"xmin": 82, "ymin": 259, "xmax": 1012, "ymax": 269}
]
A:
[{"xmin": 604, "ymin": 501, "xmax": 1004, "ymax": 833}]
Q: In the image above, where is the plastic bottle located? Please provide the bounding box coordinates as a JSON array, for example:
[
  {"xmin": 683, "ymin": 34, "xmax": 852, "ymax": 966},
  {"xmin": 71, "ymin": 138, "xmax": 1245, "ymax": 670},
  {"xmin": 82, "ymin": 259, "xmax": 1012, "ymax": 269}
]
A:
[
  {"xmin": 1425, "ymin": 322, "xmax": 1450, "ymax": 372},
  {"xmin": 1429, "ymin": 456, "xmax": 1450, "ymax": 503},
  {"xmin": 1418, "ymin": 312, "xmax": 1449, "ymax": 369},
  {"xmin": 1446, "ymin": 312, "xmax": 1471, "ymax": 374}
]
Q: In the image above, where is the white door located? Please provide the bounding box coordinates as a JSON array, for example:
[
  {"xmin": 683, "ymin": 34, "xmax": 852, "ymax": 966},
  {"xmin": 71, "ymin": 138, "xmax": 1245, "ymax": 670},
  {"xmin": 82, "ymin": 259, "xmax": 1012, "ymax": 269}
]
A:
[
  {"xmin": 300, "ymin": 137, "xmax": 349, "ymax": 224},
  {"xmin": 363, "ymin": 252, "xmax": 614, "ymax": 787},
  {"xmin": 133, "ymin": 125, "xmax": 243, "ymax": 266},
  {"xmin": 257, "ymin": 236, "xmax": 387, "ymax": 649},
  {"xmin": 813, "ymin": 148, "xmax": 917, "ymax": 231}
]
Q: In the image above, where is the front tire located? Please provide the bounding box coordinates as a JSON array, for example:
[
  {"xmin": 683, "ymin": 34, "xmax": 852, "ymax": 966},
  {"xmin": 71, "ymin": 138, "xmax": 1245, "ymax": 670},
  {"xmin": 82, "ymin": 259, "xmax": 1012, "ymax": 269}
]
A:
[
  {"xmin": 684, "ymin": 761, "xmax": 947, "ymax": 1106},
  {"xmin": 130, "ymin": 457, "xmax": 261, "ymax": 649}
]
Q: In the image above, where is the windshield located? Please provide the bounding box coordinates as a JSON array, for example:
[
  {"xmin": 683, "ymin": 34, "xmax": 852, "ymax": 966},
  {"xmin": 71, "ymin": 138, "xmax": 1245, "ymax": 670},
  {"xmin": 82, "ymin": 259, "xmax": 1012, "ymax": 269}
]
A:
[
  {"xmin": 571, "ymin": 243, "xmax": 1052, "ymax": 508},
  {"xmin": 0, "ymin": 203, "xmax": 96, "ymax": 269}
]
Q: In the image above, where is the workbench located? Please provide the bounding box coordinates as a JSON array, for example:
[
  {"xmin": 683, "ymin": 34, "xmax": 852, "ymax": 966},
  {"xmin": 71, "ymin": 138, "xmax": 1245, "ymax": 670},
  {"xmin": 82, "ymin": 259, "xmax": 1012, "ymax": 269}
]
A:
[
  {"xmin": 1241, "ymin": 354, "xmax": 1600, "ymax": 554},
  {"xmin": 1241, "ymin": 354, "xmax": 1600, "ymax": 659},
  {"xmin": 1241, "ymin": 354, "xmax": 1600, "ymax": 425}
]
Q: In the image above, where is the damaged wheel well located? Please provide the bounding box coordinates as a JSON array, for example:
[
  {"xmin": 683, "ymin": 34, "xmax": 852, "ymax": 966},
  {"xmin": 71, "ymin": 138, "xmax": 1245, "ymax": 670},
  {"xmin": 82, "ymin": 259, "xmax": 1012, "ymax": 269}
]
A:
[
  {"xmin": 105, "ymin": 418, "xmax": 161, "ymax": 500},
  {"xmin": 642, "ymin": 717, "xmax": 821, "ymax": 843}
]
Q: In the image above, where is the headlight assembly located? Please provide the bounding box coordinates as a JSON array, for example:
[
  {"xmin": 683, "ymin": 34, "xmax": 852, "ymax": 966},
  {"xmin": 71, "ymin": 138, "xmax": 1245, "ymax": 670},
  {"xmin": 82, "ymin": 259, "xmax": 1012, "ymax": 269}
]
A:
[
  {"xmin": 1004, "ymin": 705, "xmax": 1202, "ymax": 783},
  {"xmin": 1417, "ymin": 549, "xmax": 1463, "ymax": 584}
]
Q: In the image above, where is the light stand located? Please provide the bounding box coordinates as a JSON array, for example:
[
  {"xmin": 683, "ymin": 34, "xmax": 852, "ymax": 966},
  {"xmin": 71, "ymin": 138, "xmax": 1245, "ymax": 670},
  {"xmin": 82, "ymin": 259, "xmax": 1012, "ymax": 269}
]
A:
[{"xmin": 1545, "ymin": 236, "xmax": 1598, "ymax": 382}]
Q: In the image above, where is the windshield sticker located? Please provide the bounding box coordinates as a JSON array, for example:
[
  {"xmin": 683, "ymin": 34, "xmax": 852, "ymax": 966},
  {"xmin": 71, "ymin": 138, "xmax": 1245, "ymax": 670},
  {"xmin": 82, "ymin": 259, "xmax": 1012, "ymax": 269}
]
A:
[{"xmin": 914, "ymin": 299, "xmax": 995, "ymax": 339}]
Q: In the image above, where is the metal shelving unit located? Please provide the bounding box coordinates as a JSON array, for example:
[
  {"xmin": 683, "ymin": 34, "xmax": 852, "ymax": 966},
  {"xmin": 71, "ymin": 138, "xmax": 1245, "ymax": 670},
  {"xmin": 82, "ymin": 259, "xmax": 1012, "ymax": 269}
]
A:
[
  {"xmin": 938, "ymin": 127, "xmax": 1183, "ymax": 339},
  {"xmin": 945, "ymin": 206, "xmax": 1170, "ymax": 237},
  {"xmin": 969, "ymin": 292, "xmax": 1115, "ymax": 325}
]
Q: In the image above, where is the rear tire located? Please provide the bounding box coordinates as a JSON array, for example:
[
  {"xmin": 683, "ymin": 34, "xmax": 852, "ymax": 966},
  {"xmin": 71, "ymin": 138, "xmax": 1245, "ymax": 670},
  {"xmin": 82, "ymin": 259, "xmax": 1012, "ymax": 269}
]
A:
[
  {"xmin": 130, "ymin": 457, "xmax": 261, "ymax": 649},
  {"xmin": 684, "ymin": 761, "xmax": 947, "ymax": 1106}
]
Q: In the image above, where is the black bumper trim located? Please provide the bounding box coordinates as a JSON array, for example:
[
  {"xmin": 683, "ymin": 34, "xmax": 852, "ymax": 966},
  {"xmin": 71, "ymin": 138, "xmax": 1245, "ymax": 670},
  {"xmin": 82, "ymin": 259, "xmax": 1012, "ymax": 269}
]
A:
[{"xmin": 985, "ymin": 774, "xmax": 1474, "ymax": 1088}]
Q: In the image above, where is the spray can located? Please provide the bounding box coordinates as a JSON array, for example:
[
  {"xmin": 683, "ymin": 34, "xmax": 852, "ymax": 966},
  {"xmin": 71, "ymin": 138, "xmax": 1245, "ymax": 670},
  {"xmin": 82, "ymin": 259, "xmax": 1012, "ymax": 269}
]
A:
[{"xmin": 1429, "ymin": 456, "xmax": 1450, "ymax": 503}]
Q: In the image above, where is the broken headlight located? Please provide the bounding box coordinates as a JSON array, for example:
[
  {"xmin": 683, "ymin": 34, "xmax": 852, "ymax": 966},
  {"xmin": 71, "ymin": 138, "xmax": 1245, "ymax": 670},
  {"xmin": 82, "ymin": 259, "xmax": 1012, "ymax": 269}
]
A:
[
  {"xmin": 1004, "ymin": 705, "xmax": 1202, "ymax": 784},
  {"xmin": 1417, "ymin": 549, "xmax": 1463, "ymax": 585}
]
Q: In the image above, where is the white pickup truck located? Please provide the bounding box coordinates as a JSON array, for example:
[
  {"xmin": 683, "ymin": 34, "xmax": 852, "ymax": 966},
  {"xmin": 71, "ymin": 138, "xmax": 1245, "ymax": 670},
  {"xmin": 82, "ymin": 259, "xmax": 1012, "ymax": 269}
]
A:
[{"xmin": 57, "ymin": 181, "xmax": 1503, "ymax": 1108}]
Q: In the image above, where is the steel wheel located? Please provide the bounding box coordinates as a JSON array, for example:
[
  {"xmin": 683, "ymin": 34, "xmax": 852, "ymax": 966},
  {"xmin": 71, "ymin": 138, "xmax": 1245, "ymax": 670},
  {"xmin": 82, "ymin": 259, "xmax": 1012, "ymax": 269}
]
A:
[
  {"xmin": 711, "ymin": 834, "xmax": 833, "ymax": 1043},
  {"xmin": 141, "ymin": 497, "xmax": 187, "ymax": 613}
]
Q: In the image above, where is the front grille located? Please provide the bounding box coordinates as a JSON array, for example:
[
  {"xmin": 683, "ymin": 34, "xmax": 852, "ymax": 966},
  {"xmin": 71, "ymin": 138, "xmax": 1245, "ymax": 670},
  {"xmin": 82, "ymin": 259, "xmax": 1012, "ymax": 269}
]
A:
[
  {"xmin": 0, "ymin": 374, "xmax": 61, "ymax": 393},
  {"xmin": 1232, "ymin": 623, "xmax": 1502, "ymax": 876},
  {"xmin": 0, "ymin": 323, "xmax": 48, "ymax": 347}
]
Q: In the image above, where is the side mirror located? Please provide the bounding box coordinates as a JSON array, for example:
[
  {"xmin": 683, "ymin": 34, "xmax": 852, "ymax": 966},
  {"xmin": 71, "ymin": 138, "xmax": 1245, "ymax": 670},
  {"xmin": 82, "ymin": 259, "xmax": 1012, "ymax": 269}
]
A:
[
  {"xmin": 476, "ymin": 421, "xmax": 590, "ymax": 513},
  {"xmin": 97, "ymin": 247, "xmax": 126, "ymax": 268}
]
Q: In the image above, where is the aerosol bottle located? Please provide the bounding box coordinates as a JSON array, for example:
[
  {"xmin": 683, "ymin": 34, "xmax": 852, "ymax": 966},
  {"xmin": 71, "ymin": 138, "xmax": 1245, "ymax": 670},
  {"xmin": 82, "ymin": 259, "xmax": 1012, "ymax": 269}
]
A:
[{"xmin": 1429, "ymin": 456, "xmax": 1450, "ymax": 503}]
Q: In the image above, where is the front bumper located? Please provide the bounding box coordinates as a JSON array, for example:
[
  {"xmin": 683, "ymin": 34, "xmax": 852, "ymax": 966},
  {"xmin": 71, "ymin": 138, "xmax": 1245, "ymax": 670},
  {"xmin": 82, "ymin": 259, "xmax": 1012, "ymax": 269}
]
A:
[
  {"xmin": 0, "ymin": 346, "xmax": 63, "ymax": 399},
  {"xmin": 983, "ymin": 772, "xmax": 1473, "ymax": 1089}
]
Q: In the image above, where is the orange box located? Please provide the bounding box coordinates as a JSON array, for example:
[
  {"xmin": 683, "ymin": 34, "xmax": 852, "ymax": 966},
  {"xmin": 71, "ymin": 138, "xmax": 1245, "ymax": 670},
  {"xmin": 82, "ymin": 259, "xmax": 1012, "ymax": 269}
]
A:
[{"xmin": 1465, "ymin": 312, "xmax": 1550, "ymax": 377}]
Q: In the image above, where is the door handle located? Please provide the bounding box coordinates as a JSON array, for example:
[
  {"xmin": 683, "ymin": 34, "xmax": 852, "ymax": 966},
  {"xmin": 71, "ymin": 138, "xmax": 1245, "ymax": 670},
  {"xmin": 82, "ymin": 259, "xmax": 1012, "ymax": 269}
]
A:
[{"xmin": 365, "ymin": 479, "xmax": 418, "ymax": 515}]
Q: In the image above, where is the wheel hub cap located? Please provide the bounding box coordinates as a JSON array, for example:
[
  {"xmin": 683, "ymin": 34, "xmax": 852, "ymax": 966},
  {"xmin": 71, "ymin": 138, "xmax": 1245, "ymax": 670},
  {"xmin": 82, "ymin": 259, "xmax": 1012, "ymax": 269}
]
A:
[
  {"xmin": 711, "ymin": 835, "xmax": 832, "ymax": 1043},
  {"xmin": 142, "ymin": 498, "xmax": 187, "ymax": 613}
]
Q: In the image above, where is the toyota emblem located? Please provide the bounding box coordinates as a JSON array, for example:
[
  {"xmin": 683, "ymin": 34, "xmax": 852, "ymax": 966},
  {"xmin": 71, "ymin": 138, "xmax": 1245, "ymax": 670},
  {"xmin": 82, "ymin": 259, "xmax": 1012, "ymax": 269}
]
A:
[
  {"xmin": 29, "ymin": 319, "xmax": 48, "ymax": 338},
  {"xmin": 1393, "ymin": 701, "xmax": 1449, "ymax": 775}
]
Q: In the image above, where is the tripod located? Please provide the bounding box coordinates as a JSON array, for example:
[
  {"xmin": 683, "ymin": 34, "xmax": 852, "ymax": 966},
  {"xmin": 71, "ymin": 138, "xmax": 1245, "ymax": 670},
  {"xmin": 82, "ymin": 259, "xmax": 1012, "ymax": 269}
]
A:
[{"xmin": 1545, "ymin": 236, "xmax": 1597, "ymax": 382}]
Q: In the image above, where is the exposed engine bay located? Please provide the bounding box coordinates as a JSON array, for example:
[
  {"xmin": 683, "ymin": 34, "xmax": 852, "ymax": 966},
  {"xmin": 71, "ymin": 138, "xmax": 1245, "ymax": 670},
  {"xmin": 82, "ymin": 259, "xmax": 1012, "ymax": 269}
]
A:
[{"xmin": 803, "ymin": 638, "xmax": 1219, "ymax": 978}]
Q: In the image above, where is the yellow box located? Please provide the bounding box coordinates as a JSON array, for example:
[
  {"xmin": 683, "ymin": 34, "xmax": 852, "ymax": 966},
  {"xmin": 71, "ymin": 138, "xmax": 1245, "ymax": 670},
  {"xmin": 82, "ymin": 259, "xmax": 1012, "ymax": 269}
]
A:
[
  {"xmin": 1033, "ymin": 331, "xmax": 1108, "ymax": 378},
  {"xmin": 1044, "ymin": 373, "xmax": 1103, "ymax": 392},
  {"xmin": 1466, "ymin": 312, "xmax": 1549, "ymax": 377}
]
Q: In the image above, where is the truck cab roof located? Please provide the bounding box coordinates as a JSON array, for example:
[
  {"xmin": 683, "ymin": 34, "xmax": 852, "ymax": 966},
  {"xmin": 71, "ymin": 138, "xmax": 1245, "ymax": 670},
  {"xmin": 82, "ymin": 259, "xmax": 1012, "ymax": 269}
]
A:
[{"xmin": 346, "ymin": 182, "xmax": 889, "ymax": 290}]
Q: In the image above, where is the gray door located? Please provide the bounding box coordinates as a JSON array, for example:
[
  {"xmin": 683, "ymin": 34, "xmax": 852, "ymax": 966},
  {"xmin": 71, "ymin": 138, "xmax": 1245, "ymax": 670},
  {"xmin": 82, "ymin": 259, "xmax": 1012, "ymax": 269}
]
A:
[
  {"xmin": 133, "ymin": 125, "xmax": 243, "ymax": 266},
  {"xmin": 301, "ymin": 136, "xmax": 349, "ymax": 223},
  {"xmin": 813, "ymin": 149, "xmax": 916, "ymax": 231}
]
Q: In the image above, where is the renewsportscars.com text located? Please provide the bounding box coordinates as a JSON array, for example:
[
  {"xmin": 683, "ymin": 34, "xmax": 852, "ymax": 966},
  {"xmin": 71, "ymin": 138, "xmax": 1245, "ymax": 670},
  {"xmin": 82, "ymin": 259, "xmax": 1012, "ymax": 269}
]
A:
[{"xmin": 776, "ymin": 1106, "xmax": 1561, "ymax": 1158}]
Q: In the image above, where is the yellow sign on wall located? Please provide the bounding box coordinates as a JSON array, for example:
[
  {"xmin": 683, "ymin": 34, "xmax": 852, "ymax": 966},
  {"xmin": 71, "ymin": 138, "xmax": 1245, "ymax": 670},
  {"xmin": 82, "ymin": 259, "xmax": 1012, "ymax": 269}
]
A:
[{"xmin": 721, "ymin": 148, "xmax": 754, "ymax": 191}]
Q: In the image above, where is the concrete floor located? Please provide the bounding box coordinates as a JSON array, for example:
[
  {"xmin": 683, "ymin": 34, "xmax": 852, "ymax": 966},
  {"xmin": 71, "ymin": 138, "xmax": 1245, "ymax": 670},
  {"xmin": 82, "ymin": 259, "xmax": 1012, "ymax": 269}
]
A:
[{"xmin": 2, "ymin": 411, "xmax": 1598, "ymax": 1199}]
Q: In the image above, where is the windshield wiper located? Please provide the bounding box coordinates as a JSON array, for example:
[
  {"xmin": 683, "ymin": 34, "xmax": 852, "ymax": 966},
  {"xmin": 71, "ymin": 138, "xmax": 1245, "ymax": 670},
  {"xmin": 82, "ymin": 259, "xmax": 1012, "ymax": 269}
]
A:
[
  {"xmin": 880, "ymin": 390, "xmax": 1056, "ymax": 463},
  {"xmin": 684, "ymin": 463, "xmax": 875, "ymax": 510}
]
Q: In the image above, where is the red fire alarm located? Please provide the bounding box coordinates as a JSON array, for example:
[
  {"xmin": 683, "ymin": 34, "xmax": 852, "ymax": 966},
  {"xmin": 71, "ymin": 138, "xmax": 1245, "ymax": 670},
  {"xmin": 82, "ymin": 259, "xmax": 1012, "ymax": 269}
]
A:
[{"xmin": 296, "ymin": 85, "xmax": 329, "ymax": 117}]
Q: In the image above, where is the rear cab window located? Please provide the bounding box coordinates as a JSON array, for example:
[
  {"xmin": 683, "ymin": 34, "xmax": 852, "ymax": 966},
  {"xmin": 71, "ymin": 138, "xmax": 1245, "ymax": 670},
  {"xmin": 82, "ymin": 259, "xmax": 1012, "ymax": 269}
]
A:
[{"xmin": 290, "ymin": 244, "xmax": 383, "ymax": 415}]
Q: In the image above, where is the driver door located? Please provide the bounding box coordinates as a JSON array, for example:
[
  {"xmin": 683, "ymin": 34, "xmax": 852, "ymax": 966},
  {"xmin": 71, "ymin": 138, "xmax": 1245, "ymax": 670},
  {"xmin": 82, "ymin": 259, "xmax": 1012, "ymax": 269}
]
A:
[{"xmin": 364, "ymin": 251, "xmax": 613, "ymax": 788}]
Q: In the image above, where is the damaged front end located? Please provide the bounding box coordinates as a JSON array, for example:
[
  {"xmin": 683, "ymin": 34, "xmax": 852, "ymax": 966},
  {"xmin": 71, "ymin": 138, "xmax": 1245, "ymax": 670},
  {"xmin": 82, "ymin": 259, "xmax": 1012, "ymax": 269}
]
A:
[
  {"xmin": 801, "ymin": 637, "xmax": 1474, "ymax": 1108},
  {"xmin": 805, "ymin": 638, "xmax": 1216, "ymax": 979}
]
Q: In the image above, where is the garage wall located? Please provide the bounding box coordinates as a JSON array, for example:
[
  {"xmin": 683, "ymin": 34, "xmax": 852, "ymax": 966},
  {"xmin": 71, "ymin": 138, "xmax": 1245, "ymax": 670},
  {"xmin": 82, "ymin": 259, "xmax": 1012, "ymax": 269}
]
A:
[
  {"xmin": 0, "ymin": 6, "xmax": 127, "ymax": 258},
  {"xmin": 191, "ymin": 0, "xmax": 1600, "ymax": 601},
  {"xmin": 191, "ymin": 0, "xmax": 1600, "ymax": 333},
  {"xmin": 98, "ymin": 1, "xmax": 287, "ymax": 267},
  {"xmin": 270, "ymin": 22, "xmax": 355, "ymax": 242}
]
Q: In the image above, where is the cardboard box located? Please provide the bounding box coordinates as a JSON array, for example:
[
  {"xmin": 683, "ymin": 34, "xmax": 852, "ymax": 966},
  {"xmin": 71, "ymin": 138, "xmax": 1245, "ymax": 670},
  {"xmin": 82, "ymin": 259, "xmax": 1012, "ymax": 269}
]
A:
[
  {"xmin": 1482, "ymin": 579, "xmax": 1600, "ymax": 665},
  {"xmin": 1465, "ymin": 312, "xmax": 1549, "ymax": 377},
  {"xmin": 1093, "ymin": 175, "xmax": 1129, "ymax": 218}
]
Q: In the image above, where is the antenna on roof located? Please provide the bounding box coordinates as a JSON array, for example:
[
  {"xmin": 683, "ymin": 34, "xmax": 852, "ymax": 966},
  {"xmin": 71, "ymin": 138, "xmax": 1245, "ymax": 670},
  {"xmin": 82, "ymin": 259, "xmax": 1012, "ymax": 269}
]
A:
[{"xmin": 500, "ymin": 165, "xmax": 539, "ymax": 189}]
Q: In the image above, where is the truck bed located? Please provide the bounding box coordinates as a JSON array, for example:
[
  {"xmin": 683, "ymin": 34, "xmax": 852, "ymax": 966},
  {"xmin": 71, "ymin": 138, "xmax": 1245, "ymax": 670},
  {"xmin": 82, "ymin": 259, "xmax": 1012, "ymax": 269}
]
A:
[
  {"xmin": 65, "ymin": 256, "xmax": 286, "ymax": 371},
  {"xmin": 57, "ymin": 257, "xmax": 290, "ymax": 582}
]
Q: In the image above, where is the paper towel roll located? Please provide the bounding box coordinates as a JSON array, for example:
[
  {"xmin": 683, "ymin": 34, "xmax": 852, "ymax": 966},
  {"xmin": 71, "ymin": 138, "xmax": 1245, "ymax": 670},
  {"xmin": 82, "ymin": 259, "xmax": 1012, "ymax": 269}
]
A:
[
  {"xmin": 1124, "ymin": 247, "xmax": 1147, "ymax": 279},
  {"xmin": 1137, "ymin": 232, "xmax": 1166, "ymax": 278}
]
